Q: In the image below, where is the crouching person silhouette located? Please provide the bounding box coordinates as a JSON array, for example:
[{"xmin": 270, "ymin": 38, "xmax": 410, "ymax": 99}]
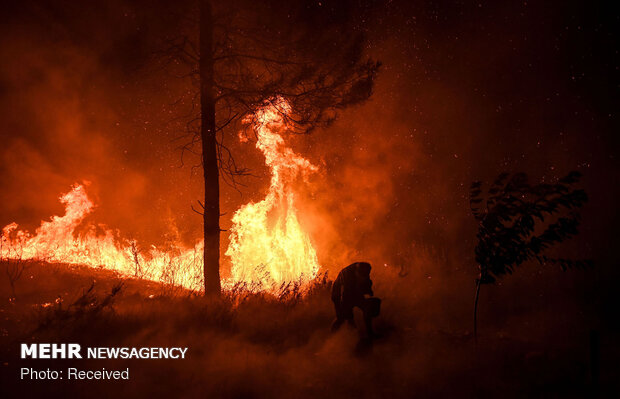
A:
[{"xmin": 331, "ymin": 262, "xmax": 381, "ymax": 338}]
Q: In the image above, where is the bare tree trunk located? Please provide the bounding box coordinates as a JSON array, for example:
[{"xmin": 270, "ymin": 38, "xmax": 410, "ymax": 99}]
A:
[{"xmin": 200, "ymin": 0, "xmax": 221, "ymax": 295}]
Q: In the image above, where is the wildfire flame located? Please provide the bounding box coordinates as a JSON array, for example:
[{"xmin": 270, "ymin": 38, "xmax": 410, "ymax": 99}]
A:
[
  {"xmin": 226, "ymin": 101, "xmax": 320, "ymax": 290},
  {"xmin": 0, "ymin": 101, "xmax": 320, "ymax": 293},
  {"xmin": 0, "ymin": 183, "xmax": 204, "ymax": 290}
]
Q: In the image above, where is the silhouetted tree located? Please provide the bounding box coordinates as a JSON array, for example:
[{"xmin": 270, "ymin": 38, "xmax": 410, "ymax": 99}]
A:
[
  {"xmin": 469, "ymin": 171, "xmax": 591, "ymax": 342},
  {"xmin": 158, "ymin": 0, "xmax": 380, "ymax": 295}
]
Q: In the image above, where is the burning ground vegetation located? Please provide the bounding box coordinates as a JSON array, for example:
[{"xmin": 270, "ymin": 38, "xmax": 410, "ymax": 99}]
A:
[{"xmin": 0, "ymin": 102, "xmax": 321, "ymax": 294}]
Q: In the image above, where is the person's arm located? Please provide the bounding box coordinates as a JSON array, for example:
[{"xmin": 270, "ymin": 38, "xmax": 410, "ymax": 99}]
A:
[
  {"xmin": 361, "ymin": 277, "xmax": 373, "ymax": 297},
  {"xmin": 331, "ymin": 274, "xmax": 343, "ymax": 303}
]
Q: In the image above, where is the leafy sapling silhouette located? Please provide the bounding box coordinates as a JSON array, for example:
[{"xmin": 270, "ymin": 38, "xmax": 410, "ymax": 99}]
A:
[{"xmin": 469, "ymin": 171, "xmax": 591, "ymax": 343}]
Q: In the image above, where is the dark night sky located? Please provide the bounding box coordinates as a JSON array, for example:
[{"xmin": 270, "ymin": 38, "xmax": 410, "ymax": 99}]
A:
[{"xmin": 0, "ymin": 0, "xmax": 618, "ymax": 327}]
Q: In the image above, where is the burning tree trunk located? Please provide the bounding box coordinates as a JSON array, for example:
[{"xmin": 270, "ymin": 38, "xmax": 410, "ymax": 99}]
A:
[{"xmin": 200, "ymin": 0, "xmax": 221, "ymax": 295}]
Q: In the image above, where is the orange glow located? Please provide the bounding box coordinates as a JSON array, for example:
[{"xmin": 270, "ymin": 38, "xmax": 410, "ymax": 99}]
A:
[
  {"xmin": 1, "ymin": 101, "xmax": 320, "ymax": 293},
  {"xmin": 226, "ymin": 100, "xmax": 320, "ymax": 291}
]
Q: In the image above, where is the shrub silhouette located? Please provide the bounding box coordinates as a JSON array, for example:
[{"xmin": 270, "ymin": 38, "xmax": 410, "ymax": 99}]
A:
[{"xmin": 469, "ymin": 171, "xmax": 591, "ymax": 342}]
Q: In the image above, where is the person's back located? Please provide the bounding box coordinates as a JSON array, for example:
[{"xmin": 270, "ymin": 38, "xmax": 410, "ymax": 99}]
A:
[
  {"xmin": 331, "ymin": 262, "xmax": 380, "ymax": 337},
  {"xmin": 331, "ymin": 262, "xmax": 372, "ymax": 305}
]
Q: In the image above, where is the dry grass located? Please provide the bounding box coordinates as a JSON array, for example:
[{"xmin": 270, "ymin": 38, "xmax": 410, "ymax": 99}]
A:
[{"xmin": 0, "ymin": 260, "xmax": 614, "ymax": 398}]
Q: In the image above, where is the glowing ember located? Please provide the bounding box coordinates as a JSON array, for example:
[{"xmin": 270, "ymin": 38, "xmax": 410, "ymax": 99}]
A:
[{"xmin": 226, "ymin": 101, "xmax": 320, "ymax": 290}]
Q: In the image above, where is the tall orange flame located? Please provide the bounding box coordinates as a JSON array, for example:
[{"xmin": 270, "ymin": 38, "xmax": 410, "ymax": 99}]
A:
[{"xmin": 226, "ymin": 101, "xmax": 320, "ymax": 290}]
